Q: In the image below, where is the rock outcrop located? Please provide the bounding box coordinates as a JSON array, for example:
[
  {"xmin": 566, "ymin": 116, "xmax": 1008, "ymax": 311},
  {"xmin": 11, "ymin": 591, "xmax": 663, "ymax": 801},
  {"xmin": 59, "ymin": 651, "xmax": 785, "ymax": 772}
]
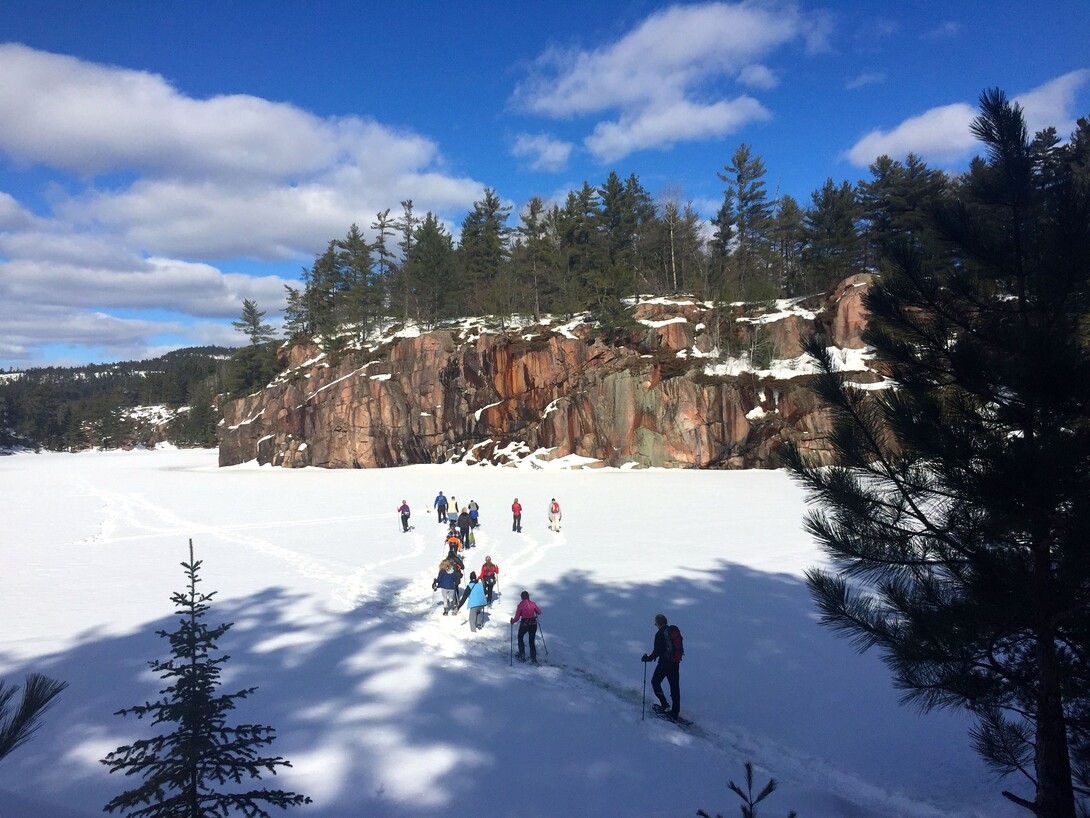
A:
[{"xmin": 219, "ymin": 274, "xmax": 880, "ymax": 469}]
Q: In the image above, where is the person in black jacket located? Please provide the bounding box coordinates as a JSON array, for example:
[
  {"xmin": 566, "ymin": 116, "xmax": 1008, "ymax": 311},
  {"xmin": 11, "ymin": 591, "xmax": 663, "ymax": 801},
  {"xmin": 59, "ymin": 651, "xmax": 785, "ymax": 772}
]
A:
[
  {"xmin": 641, "ymin": 613, "xmax": 680, "ymax": 720},
  {"xmin": 457, "ymin": 508, "xmax": 472, "ymax": 548}
]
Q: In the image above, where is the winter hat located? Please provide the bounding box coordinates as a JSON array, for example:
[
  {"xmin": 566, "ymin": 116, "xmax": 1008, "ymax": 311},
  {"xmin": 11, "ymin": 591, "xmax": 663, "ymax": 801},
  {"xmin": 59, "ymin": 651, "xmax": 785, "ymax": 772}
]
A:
[
  {"xmin": 485, "ymin": 556, "xmax": 491, "ymax": 561},
  {"xmin": 470, "ymin": 571, "xmax": 477, "ymax": 581},
  {"xmin": 520, "ymin": 590, "xmax": 530, "ymax": 600}
]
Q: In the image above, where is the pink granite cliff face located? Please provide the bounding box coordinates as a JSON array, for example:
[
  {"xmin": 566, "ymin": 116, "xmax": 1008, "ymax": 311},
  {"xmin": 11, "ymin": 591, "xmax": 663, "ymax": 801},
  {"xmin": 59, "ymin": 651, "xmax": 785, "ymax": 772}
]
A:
[{"xmin": 218, "ymin": 275, "xmax": 879, "ymax": 469}]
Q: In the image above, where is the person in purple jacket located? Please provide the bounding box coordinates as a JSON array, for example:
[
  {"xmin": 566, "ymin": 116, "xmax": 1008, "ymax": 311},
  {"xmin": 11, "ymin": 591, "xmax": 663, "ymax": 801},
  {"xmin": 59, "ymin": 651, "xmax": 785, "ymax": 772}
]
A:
[{"xmin": 510, "ymin": 590, "xmax": 542, "ymax": 663}]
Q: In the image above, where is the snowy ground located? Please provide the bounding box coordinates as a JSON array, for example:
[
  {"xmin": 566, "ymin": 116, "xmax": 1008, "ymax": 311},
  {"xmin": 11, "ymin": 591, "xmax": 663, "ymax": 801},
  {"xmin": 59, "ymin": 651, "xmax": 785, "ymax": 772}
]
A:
[{"xmin": 0, "ymin": 447, "xmax": 1018, "ymax": 818}]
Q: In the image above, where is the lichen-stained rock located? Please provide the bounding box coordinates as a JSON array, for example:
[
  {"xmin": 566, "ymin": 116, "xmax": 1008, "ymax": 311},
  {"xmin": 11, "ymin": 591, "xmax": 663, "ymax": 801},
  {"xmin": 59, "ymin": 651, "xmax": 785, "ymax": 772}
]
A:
[
  {"xmin": 218, "ymin": 276, "xmax": 877, "ymax": 469},
  {"xmin": 830, "ymin": 273, "xmax": 875, "ymax": 349}
]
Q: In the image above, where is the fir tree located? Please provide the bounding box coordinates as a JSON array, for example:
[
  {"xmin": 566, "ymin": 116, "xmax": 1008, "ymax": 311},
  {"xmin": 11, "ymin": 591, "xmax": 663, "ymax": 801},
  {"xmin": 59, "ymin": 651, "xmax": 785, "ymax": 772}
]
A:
[
  {"xmin": 102, "ymin": 540, "xmax": 311, "ymax": 817},
  {"xmin": 788, "ymin": 90, "xmax": 1090, "ymax": 817}
]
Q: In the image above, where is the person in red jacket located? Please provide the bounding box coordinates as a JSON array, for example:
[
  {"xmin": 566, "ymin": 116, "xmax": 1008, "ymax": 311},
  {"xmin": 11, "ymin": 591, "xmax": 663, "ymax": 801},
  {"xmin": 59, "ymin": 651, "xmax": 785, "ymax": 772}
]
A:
[
  {"xmin": 479, "ymin": 555, "xmax": 500, "ymax": 605},
  {"xmin": 511, "ymin": 498, "xmax": 522, "ymax": 533},
  {"xmin": 510, "ymin": 591, "xmax": 542, "ymax": 663}
]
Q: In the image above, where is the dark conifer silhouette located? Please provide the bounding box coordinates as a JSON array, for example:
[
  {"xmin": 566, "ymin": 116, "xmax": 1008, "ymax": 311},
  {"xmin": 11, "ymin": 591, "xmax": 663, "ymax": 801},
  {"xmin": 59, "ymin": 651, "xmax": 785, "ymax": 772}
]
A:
[
  {"xmin": 0, "ymin": 673, "xmax": 67, "ymax": 763},
  {"xmin": 102, "ymin": 539, "xmax": 311, "ymax": 817},
  {"xmin": 789, "ymin": 90, "xmax": 1090, "ymax": 817}
]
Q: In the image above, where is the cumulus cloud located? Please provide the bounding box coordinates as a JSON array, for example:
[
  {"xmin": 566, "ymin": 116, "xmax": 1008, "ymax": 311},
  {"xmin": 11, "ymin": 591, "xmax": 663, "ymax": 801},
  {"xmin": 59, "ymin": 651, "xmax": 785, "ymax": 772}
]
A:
[
  {"xmin": 511, "ymin": 2, "xmax": 822, "ymax": 161},
  {"xmin": 844, "ymin": 69, "xmax": 1090, "ymax": 167},
  {"xmin": 511, "ymin": 133, "xmax": 575, "ymax": 172},
  {"xmin": 1016, "ymin": 69, "xmax": 1090, "ymax": 136},
  {"xmin": 586, "ymin": 96, "xmax": 771, "ymax": 162},
  {"xmin": 0, "ymin": 44, "xmax": 488, "ymax": 367},
  {"xmin": 738, "ymin": 64, "xmax": 779, "ymax": 91},
  {"xmin": 846, "ymin": 102, "xmax": 977, "ymax": 166}
]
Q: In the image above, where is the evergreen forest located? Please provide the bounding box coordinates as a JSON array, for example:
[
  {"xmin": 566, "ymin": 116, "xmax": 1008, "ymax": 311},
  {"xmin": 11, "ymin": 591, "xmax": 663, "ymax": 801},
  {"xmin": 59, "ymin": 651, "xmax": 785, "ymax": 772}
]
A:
[{"xmin": 4, "ymin": 123, "xmax": 1087, "ymax": 453}]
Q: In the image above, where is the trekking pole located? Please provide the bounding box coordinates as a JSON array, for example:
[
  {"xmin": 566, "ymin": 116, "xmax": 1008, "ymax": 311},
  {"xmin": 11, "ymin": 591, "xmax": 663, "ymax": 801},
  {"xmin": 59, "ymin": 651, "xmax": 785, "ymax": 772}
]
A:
[
  {"xmin": 537, "ymin": 621, "xmax": 549, "ymax": 656},
  {"xmin": 642, "ymin": 660, "xmax": 648, "ymax": 720},
  {"xmin": 509, "ymin": 622, "xmax": 514, "ymax": 666}
]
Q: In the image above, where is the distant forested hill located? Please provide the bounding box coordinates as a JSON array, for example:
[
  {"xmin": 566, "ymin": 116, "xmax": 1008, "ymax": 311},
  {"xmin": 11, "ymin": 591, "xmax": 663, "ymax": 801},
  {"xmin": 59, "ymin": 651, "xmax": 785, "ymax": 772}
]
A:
[{"xmin": 0, "ymin": 346, "xmax": 237, "ymax": 451}]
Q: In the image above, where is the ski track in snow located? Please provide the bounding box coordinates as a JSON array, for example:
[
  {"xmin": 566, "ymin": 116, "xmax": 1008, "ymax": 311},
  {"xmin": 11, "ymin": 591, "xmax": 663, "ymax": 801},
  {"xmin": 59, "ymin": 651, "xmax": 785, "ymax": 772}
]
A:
[
  {"xmin": 374, "ymin": 526, "xmax": 956, "ymax": 818},
  {"xmin": 76, "ymin": 483, "xmax": 427, "ymax": 610},
  {"xmin": 71, "ymin": 484, "xmax": 965, "ymax": 818}
]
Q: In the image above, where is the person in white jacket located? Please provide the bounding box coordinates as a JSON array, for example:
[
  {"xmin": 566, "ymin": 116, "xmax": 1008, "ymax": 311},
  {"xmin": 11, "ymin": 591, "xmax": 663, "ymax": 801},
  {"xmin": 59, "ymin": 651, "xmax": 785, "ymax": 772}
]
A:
[{"xmin": 547, "ymin": 498, "xmax": 561, "ymax": 532}]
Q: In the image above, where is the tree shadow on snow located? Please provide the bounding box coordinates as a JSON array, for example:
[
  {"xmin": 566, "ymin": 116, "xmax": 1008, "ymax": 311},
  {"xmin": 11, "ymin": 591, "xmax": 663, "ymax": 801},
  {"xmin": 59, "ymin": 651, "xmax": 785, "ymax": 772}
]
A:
[{"xmin": 0, "ymin": 565, "xmax": 1008, "ymax": 818}]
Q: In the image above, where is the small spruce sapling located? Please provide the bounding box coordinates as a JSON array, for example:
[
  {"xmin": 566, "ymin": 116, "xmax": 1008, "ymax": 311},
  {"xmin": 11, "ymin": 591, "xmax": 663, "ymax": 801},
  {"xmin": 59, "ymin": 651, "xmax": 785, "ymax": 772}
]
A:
[
  {"xmin": 697, "ymin": 760, "xmax": 797, "ymax": 818},
  {"xmin": 101, "ymin": 539, "xmax": 311, "ymax": 817}
]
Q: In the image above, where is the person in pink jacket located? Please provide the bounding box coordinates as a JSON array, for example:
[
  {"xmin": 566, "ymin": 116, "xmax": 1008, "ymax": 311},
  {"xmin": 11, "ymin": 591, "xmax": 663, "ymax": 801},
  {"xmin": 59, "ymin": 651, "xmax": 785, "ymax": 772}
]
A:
[{"xmin": 510, "ymin": 591, "xmax": 542, "ymax": 663}]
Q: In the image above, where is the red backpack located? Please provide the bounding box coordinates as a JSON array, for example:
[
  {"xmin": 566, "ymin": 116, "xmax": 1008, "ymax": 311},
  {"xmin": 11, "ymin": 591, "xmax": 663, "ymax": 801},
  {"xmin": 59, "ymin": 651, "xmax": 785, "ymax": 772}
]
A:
[{"xmin": 665, "ymin": 625, "xmax": 684, "ymax": 663}]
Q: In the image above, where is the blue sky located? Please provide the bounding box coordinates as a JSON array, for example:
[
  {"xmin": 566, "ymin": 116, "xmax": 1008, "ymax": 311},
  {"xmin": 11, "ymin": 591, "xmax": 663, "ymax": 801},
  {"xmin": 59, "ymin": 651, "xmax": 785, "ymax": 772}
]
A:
[{"xmin": 1, "ymin": 0, "xmax": 1087, "ymax": 370}]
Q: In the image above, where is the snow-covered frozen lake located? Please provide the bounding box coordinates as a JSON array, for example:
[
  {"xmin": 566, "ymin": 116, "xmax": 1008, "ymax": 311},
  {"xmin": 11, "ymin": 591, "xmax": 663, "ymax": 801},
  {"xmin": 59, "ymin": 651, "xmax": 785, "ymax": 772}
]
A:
[{"xmin": 0, "ymin": 447, "xmax": 1018, "ymax": 817}]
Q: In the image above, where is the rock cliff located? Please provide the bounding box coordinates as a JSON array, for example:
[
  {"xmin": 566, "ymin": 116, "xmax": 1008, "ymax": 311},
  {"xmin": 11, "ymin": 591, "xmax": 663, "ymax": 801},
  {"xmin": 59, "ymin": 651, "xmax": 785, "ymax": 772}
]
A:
[{"xmin": 218, "ymin": 274, "xmax": 880, "ymax": 469}]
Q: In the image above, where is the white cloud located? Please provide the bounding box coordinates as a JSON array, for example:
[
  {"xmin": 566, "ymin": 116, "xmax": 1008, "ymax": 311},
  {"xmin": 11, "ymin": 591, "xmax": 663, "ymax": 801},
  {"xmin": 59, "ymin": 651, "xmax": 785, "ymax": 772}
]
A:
[
  {"xmin": 0, "ymin": 191, "xmax": 39, "ymax": 230},
  {"xmin": 586, "ymin": 96, "xmax": 771, "ymax": 162},
  {"xmin": 738, "ymin": 64, "xmax": 779, "ymax": 91},
  {"xmin": 844, "ymin": 69, "xmax": 1090, "ymax": 167},
  {"xmin": 922, "ymin": 21, "xmax": 962, "ymax": 40},
  {"xmin": 0, "ymin": 44, "xmax": 489, "ymax": 367},
  {"xmin": 846, "ymin": 102, "xmax": 977, "ymax": 166},
  {"xmin": 1016, "ymin": 69, "xmax": 1090, "ymax": 137},
  {"xmin": 0, "ymin": 44, "xmax": 484, "ymax": 260},
  {"xmin": 511, "ymin": 133, "xmax": 575, "ymax": 172},
  {"xmin": 512, "ymin": 2, "xmax": 820, "ymax": 161},
  {"xmin": 0, "ymin": 254, "xmax": 289, "ymax": 319},
  {"xmin": 845, "ymin": 72, "xmax": 886, "ymax": 90}
]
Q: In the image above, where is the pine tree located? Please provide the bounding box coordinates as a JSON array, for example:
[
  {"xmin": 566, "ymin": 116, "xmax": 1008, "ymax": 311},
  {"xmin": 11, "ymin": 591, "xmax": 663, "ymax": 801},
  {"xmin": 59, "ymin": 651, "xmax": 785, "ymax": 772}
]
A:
[
  {"xmin": 512, "ymin": 196, "xmax": 552, "ymax": 321},
  {"xmin": 457, "ymin": 188, "xmax": 511, "ymax": 315},
  {"xmin": 281, "ymin": 284, "xmax": 308, "ymax": 339},
  {"xmin": 718, "ymin": 143, "xmax": 775, "ymax": 296},
  {"xmin": 788, "ymin": 90, "xmax": 1090, "ymax": 817},
  {"xmin": 231, "ymin": 300, "xmax": 274, "ymax": 347},
  {"xmin": 801, "ymin": 178, "xmax": 863, "ymax": 292},
  {"xmin": 392, "ymin": 199, "xmax": 419, "ymax": 322},
  {"xmin": 0, "ymin": 673, "xmax": 67, "ymax": 763},
  {"xmin": 407, "ymin": 212, "xmax": 456, "ymax": 327},
  {"xmin": 336, "ymin": 223, "xmax": 378, "ymax": 340},
  {"xmin": 770, "ymin": 194, "xmax": 806, "ymax": 295},
  {"xmin": 102, "ymin": 540, "xmax": 311, "ymax": 817}
]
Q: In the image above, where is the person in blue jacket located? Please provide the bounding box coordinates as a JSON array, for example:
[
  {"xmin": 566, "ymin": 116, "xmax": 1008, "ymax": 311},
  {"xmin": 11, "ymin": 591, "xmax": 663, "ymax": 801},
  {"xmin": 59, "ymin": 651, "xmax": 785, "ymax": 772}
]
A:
[
  {"xmin": 432, "ymin": 559, "xmax": 458, "ymax": 615},
  {"xmin": 455, "ymin": 571, "xmax": 488, "ymax": 632},
  {"xmin": 434, "ymin": 491, "xmax": 448, "ymax": 524}
]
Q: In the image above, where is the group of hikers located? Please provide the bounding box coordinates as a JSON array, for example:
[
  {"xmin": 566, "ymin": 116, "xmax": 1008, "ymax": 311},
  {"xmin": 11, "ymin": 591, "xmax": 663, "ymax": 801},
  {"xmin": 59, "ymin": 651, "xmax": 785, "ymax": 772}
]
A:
[
  {"xmin": 396, "ymin": 492, "xmax": 562, "ymax": 535},
  {"xmin": 407, "ymin": 489, "xmax": 682, "ymax": 720}
]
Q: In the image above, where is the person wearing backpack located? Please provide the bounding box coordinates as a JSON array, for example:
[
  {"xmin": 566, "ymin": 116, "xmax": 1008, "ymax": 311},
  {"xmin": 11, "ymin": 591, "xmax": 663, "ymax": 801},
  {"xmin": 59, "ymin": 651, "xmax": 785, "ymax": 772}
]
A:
[
  {"xmin": 479, "ymin": 555, "xmax": 499, "ymax": 605},
  {"xmin": 455, "ymin": 571, "xmax": 488, "ymax": 632},
  {"xmin": 457, "ymin": 508, "xmax": 472, "ymax": 547},
  {"xmin": 434, "ymin": 491, "xmax": 448, "ymax": 524},
  {"xmin": 547, "ymin": 498, "xmax": 561, "ymax": 532},
  {"xmin": 641, "ymin": 613, "xmax": 682, "ymax": 721},
  {"xmin": 397, "ymin": 500, "xmax": 411, "ymax": 532}
]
